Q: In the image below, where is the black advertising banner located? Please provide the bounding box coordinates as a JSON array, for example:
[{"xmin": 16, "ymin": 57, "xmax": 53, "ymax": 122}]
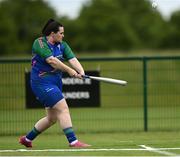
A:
[
  {"xmin": 25, "ymin": 71, "xmax": 100, "ymax": 108},
  {"xmin": 62, "ymin": 71, "xmax": 100, "ymax": 107}
]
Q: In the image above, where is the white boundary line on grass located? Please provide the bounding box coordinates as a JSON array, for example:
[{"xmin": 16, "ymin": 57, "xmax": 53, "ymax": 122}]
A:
[
  {"xmin": 0, "ymin": 147, "xmax": 180, "ymax": 153},
  {"xmin": 0, "ymin": 148, "xmax": 145, "ymax": 152},
  {"xmin": 139, "ymin": 145, "xmax": 179, "ymax": 156},
  {"xmin": 0, "ymin": 156, "xmax": 177, "ymax": 157}
]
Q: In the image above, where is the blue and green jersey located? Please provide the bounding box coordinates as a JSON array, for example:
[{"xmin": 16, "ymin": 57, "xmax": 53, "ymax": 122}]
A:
[{"xmin": 31, "ymin": 36, "xmax": 75, "ymax": 80}]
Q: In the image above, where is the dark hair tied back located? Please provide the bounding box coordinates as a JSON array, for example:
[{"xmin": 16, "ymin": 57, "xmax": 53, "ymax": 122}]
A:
[{"xmin": 42, "ymin": 18, "xmax": 63, "ymax": 36}]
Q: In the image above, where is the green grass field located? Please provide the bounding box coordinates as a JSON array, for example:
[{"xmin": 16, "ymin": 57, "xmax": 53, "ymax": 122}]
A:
[
  {"xmin": 0, "ymin": 106, "xmax": 180, "ymax": 156},
  {"xmin": 0, "ymin": 132, "xmax": 180, "ymax": 156}
]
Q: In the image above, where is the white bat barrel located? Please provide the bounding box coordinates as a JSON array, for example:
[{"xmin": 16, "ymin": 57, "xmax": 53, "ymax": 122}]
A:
[{"xmin": 88, "ymin": 76, "xmax": 127, "ymax": 86}]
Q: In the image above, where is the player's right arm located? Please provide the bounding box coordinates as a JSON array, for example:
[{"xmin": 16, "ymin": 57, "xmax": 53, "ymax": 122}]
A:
[{"xmin": 46, "ymin": 56, "xmax": 78, "ymax": 77}]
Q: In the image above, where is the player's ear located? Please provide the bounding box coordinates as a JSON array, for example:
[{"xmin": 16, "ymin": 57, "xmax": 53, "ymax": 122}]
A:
[{"xmin": 50, "ymin": 32, "xmax": 55, "ymax": 35}]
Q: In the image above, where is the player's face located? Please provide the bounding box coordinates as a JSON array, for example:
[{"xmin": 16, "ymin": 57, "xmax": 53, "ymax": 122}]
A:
[{"xmin": 53, "ymin": 26, "xmax": 64, "ymax": 42}]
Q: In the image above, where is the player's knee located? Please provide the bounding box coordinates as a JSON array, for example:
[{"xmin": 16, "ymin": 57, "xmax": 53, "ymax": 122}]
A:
[
  {"xmin": 47, "ymin": 116, "xmax": 57, "ymax": 124},
  {"xmin": 61, "ymin": 107, "xmax": 70, "ymax": 114},
  {"xmin": 58, "ymin": 104, "xmax": 69, "ymax": 114},
  {"xmin": 57, "ymin": 105, "xmax": 69, "ymax": 115},
  {"xmin": 53, "ymin": 99, "xmax": 70, "ymax": 115}
]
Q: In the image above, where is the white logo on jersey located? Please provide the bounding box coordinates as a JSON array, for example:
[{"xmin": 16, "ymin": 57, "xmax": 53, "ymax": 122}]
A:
[
  {"xmin": 57, "ymin": 44, "xmax": 61, "ymax": 50},
  {"xmin": 45, "ymin": 88, "xmax": 54, "ymax": 92}
]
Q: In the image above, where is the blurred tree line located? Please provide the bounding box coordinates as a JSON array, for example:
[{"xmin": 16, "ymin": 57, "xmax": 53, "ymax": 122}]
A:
[{"xmin": 0, "ymin": 0, "xmax": 180, "ymax": 56}]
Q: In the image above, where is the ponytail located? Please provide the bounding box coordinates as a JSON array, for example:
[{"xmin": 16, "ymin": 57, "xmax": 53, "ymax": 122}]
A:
[{"xmin": 42, "ymin": 19, "xmax": 63, "ymax": 36}]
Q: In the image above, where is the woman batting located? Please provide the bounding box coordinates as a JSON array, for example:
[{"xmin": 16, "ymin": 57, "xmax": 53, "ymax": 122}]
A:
[{"xmin": 19, "ymin": 19, "xmax": 90, "ymax": 148}]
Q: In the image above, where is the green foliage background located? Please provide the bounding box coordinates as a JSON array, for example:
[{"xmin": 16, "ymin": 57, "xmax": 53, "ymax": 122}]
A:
[{"xmin": 0, "ymin": 0, "xmax": 180, "ymax": 56}]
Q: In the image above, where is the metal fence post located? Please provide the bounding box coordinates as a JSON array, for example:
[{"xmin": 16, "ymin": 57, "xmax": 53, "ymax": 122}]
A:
[{"xmin": 143, "ymin": 57, "xmax": 148, "ymax": 131}]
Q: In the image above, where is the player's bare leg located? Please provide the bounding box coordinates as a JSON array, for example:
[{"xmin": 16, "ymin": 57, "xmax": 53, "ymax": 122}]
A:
[
  {"xmin": 35, "ymin": 108, "xmax": 57, "ymax": 131},
  {"xmin": 19, "ymin": 108, "xmax": 57, "ymax": 148},
  {"xmin": 19, "ymin": 99, "xmax": 90, "ymax": 148},
  {"xmin": 53, "ymin": 98, "xmax": 91, "ymax": 147}
]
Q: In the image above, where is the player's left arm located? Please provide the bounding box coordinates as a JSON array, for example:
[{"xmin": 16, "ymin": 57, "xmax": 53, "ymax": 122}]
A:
[
  {"xmin": 62, "ymin": 41, "xmax": 85, "ymax": 78},
  {"xmin": 68, "ymin": 57, "xmax": 85, "ymax": 76}
]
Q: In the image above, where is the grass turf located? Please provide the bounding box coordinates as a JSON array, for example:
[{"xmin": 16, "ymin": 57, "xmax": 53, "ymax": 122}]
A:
[{"xmin": 0, "ymin": 132, "xmax": 180, "ymax": 156}]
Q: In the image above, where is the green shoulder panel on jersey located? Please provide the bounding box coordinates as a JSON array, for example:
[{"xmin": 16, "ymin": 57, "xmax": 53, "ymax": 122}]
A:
[
  {"xmin": 61, "ymin": 41, "xmax": 75, "ymax": 60},
  {"xmin": 32, "ymin": 37, "xmax": 52, "ymax": 58}
]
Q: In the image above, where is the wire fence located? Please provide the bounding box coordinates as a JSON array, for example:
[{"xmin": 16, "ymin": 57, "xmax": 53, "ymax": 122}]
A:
[{"xmin": 0, "ymin": 56, "xmax": 179, "ymax": 135}]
